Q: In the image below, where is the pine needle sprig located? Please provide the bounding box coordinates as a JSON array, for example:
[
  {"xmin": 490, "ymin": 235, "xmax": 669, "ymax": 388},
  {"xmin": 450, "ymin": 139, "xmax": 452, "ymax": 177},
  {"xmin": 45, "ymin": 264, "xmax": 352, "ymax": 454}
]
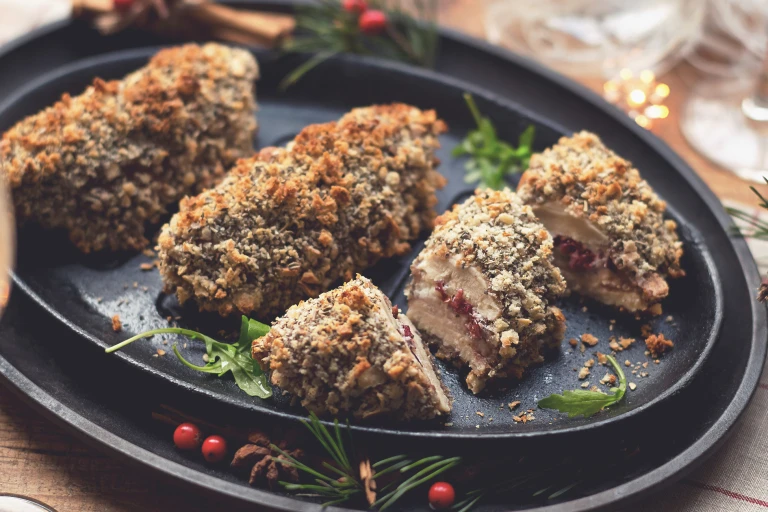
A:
[{"xmin": 280, "ymin": 0, "xmax": 438, "ymax": 89}]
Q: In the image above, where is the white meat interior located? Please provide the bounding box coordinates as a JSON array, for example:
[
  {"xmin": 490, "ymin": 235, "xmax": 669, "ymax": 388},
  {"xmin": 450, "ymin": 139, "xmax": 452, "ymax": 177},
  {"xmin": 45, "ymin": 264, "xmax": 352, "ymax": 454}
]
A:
[
  {"xmin": 407, "ymin": 254, "xmax": 502, "ymax": 382},
  {"xmin": 371, "ymin": 292, "xmax": 451, "ymax": 413}
]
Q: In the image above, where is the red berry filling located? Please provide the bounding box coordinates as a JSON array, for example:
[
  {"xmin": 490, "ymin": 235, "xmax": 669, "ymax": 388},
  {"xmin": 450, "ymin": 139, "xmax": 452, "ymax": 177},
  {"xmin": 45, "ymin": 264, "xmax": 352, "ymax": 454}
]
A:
[
  {"xmin": 435, "ymin": 280, "xmax": 484, "ymax": 340},
  {"xmin": 553, "ymin": 235, "xmax": 598, "ymax": 271}
]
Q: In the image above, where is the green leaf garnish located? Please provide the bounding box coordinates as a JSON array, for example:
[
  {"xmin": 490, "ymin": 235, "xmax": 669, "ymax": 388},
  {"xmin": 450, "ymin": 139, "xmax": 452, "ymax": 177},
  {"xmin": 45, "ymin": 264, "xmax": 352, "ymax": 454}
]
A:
[
  {"xmin": 106, "ymin": 316, "xmax": 272, "ymax": 398},
  {"xmin": 454, "ymin": 93, "xmax": 535, "ymax": 190},
  {"xmin": 537, "ymin": 355, "xmax": 627, "ymax": 418}
]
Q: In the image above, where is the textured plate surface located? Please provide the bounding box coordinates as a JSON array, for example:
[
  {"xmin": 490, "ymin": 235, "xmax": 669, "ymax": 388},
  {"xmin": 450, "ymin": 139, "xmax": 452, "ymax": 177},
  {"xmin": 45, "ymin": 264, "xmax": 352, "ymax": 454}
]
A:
[{"xmin": 3, "ymin": 47, "xmax": 722, "ymax": 438}]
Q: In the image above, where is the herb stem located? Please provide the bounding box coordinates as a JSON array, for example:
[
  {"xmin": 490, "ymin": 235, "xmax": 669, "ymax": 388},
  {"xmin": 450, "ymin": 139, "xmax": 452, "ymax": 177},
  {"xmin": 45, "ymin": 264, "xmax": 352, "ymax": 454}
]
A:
[{"xmin": 105, "ymin": 327, "xmax": 214, "ymax": 354}]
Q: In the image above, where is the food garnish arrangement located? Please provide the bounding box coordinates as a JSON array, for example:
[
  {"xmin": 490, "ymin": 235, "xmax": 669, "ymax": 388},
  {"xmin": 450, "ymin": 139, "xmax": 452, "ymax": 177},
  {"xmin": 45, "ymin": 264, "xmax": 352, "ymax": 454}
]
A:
[{"xmin": 0, "ymin": 43, "xmax": 685, "ymax": 509}]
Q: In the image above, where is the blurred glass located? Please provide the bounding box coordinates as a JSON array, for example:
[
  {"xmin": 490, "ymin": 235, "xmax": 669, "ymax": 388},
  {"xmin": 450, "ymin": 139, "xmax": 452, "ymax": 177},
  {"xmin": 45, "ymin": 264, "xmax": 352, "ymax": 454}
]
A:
[
  {"xmin": 680, "ymin": 0, "xmax": 768, "ymax": 183},
  {"xmin": 0, "ymin": 179, "xmax": 12, "ymax": 318},
  {"xmin": 485, "ymin": 0, "xmax": 705, "ymax": 78}
]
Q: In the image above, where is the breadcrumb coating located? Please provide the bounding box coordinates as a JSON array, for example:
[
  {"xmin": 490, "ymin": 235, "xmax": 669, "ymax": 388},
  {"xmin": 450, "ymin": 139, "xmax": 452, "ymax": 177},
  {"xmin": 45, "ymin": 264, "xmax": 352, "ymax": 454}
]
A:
[
  {"xmin": 252, "ymin": 276, "xmax": 451, "ymax": 421},
  {"xmin": 517, "ymin": 131, "xmax": 683, "ymax": 282},
  {"xmin": 158, "ymin": 103, "xmax": 446, "ymax": 318},
  {"xmin": 407, "ymin": 189, "xmax": 567, "ymax": 392},
  {"xmin": 1, "ymin": 43, "xmax": 258, "ymax": 252}
]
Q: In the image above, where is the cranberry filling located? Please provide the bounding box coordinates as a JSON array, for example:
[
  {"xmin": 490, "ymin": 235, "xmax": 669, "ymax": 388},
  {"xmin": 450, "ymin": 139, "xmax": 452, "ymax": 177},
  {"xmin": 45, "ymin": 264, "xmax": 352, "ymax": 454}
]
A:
[
  {"xmin": 553, "ymin": 235, "xmax": 597, "ymax": 271},
  {"xmin": 435, "ymin": 280, "xmax": 484, "ymax": 340},
  {"xmin": 400, "ymin": 323, "xmax": 421, "ymax": 364}
]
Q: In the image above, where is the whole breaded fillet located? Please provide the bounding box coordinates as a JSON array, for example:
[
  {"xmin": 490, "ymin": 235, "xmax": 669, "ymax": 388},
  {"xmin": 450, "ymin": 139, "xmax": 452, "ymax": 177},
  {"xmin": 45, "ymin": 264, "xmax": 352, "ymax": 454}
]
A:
[
  {"xmin": 0, "ymin": 43, "xmax": 258, "ymax": 252},
  {"xmin": 406, "ymin": 189, "xmax": 567, "ymax": 394},
  {"xmin": 517, "ymin": 131, "xmax": 684, "ymax": 314},
  {"xmin": 252, "ymin": 276, "xmax": 451, "ymax": 420},
  {"xmin": 158, "ymin": 103, "xmax": 446, "ymax": 318}
]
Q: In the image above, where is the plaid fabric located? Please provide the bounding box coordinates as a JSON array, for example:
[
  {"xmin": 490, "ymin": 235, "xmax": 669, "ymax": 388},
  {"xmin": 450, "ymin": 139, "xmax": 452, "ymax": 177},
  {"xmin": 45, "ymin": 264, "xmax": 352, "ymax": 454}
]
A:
[{"xmin": 2, "ymin": 8, "xmax": 768, "ymax": 511}]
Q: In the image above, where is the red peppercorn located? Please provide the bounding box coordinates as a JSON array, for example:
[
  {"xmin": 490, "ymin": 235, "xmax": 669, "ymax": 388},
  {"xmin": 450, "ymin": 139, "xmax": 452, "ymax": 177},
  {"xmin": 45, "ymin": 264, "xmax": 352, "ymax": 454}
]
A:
[
  {"xmin": 173, "ymin": 423, "xmax": 202, "ymax": 451},
  {"xmin": 112, "ymin": 0, "xmax": 134, "ymax": 11},
  {"xmin": 342, "ymin": 0, "xmax": 367, "ymax": 14},
  {"xmin": 359, "ymin": 10, "xmax": 387, "ymax": 35},
  {"xmin": 428, "ymin": 482, "xmax": 455, "ymax": 510},
  {"xmin": 201, "ymin": 435, "xmax": 227, "ymax": 463}
]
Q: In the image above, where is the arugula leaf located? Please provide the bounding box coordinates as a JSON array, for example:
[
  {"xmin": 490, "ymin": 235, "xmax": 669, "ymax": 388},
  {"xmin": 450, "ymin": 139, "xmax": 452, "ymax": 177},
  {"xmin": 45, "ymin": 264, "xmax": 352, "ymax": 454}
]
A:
[
  {"xmin": 537, "ymin": 355, "xmax": 627, "ymax": 418},
  {"xmin": 454, "ymin": 93, "xmax": 535, "ymax": 190},
  {"xmin": 106, "ymin": 316, "xmax": 272, "ymax": 399}
]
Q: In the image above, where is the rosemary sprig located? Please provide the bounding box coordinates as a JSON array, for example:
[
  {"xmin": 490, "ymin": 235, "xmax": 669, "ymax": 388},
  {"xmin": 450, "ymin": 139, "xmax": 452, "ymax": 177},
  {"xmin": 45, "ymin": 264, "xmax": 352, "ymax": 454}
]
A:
[
  {"xmin": 276, "ymin": 412, "xmax": 461, "ymax": 509},
  {"xmin": 725, "ymin": 177, "xmax": 768, "ymax": 300},
  {"xmin": 452, "ymin": 93, "xmax": 535, "ymax": 190},
  {"xmin": 280, "ymin": 0, "xmax": 438, "ymax": 90}
]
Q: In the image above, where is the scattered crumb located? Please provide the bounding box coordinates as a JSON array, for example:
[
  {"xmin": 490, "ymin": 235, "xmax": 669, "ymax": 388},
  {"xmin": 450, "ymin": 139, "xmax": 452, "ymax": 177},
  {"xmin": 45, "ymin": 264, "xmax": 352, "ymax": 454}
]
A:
[
  {"xmin": 142, "ymin": 286, "xmax": 149, "ymax": 292},
  {"xmin": 96, "ymin": 297, "xmax": 103, "ymax": 303},
  {"xmin": 152, "ymin": 353, "xmax": 158, "ymax": 357},
  {"xmin": 582, "ymin": 306, "xmax": 588, "ymax": 312},
  {"xmin": 647, "ymin": 303, "xmax": 663, "ymax": 316},
  {"xmin": 444, "ymin": 422, "xmax": 454, "ymax": 427},
  {"xmin": 578, "ymin": 367, "xmax": 590, "ymax": 380},
  {"xmin": 508, "ymin": 401, "xmax": 521, "ymax": 410},
  {"xmin": 640, "ymin": 324, "xmax": 652, "ymax": 337},
  {"xmin": 644, "ymin": 350, "xmax": 651, "ymax": 356},
  {"xmin": 645, "ymin": 333, "xmax": 674, "ymax": 357},
  {"xmin": 140, "ymin": 262, "xmax": 155, "ymax": 271},
  {"xmin": 581, "ymin": 381, "xmax": 590, "ymax": 388},
  {"xmin": 609, "ymin": 340, "xmax": 620, "ymax": 351},
  {"xmin": 133, "ymin": 281, "xmax": 138, "ymax": 288},
  {"xmin": 584, "ymin": 358, "xmax": 595, "ymax": 368},
  {"xmin": 157, "ymin": 349, "xmax": 166, "ymax": 356},
  {"xmin": 512, "ymin": 416, "xmax": 522, "ymax": 422},
  {"xmin": 142, "ymin": 248, "xmax": 156, "ymax": 258},
  {"xmin": 666, "ymin": 315, "xmax": 673, "ymax": 322},
  {"xmin": 579, "ymin": 343, "xmax": 586, "ymax": 354},
  {"xmin": 596, "ymin": 352, "xmax": 607, "ymax": 365},
  {"xmin": 609, "ymin": 324, "xmax": 614, "ymax": 331},
  {"xmin": 654, "ymin": 359, "xmax": 660, "ymax": 364},
  {"xmin": 476, "ymin": 411, "xmax": 485, "ymax": 417},
  {"xmin": 581, "ymin": 333, "xmax": 599, "ymax": 346},
  {"xmin": 619, "ymin": 337, "xmax": 635, "ymax": 349},
  {"xmin": 629, "ymin": 382, "xmax": 637, "ymax": 391},
  {"xmin": 600, "ymin": 373, "xmax": 617, "ymax": 387},
  {"xmin": 609, "ymin": 319, "xmax": 616, "ymax": 324},
  {"xmin": 624, "ymin": 359, "xmax": 631, "ymax": 367},
  {"xmin": 640, "ymin": 372, "xmax": 649, "ymax": 378},
  {"xmin": 111, "ymin": 314, "xmax": 122, "ymax": 332},
  {"xmin": 569, "ymin": 338, "xmax": 578, "ymax": 347},
  {"xmin": 476, "ymin": 425, "xmax": 480, "ymax": 429},
  {"xmin": 643, "ymin": 362, "xmax": 649, "ymax": 368},
  {"xmin": 590, "ymin": 385, "xmax": 600, "ymax": 392},
  {"xmin": 202, "ymin": 354, "xmax": 210, "ymax": 363}
]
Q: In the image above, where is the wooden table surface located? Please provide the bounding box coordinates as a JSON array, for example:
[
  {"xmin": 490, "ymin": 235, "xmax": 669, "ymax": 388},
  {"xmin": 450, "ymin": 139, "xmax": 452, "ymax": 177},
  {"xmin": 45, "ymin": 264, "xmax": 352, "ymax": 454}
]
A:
[{"xmin": 2, "ymin": 3, "xmax": 767, "ymax": 511}]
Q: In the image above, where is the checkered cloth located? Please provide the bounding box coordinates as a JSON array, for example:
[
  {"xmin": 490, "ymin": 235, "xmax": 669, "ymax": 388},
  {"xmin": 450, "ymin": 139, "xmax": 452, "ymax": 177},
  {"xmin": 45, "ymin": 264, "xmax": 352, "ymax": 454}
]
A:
[{"xmin": 2, "ymin": 6, "xmax": 768, "ymax": 510}]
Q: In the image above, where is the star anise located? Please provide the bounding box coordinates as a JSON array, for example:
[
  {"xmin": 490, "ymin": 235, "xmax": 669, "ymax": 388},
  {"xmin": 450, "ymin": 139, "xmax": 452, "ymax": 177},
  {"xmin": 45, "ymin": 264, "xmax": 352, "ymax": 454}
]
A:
[{"xmin": 231, "ymin": 428, "xmax": 304, "ymax": 489}]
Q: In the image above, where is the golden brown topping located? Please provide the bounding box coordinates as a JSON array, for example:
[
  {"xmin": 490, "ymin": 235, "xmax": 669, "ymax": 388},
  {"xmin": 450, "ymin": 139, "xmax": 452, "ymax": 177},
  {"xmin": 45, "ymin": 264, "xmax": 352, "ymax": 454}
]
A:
[{"xmin": 645, "ymin": 333, "xmax": 674, "ymax": 357}]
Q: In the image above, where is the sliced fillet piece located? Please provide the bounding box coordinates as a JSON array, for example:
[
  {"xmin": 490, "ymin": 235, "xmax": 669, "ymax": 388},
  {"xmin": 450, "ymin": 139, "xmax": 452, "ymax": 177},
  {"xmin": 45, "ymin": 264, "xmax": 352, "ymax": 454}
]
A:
[
  {"xmin": 517, "ymin": 131, "xmax": 684, "ymax": 314},
  {"xmin": 406, "ymin": 189, "xmax": 567, "ymax": 394},
  {"xmin": 1, "ymin": 43, "xmax": 259, "ymax": 252},
  {"xmin": 158, "ymin": 103, "xmax": 446, "ymax": 318},
  {"xmin": 252, "ymin": 276, "xmax": 451, "ymax": 421}
]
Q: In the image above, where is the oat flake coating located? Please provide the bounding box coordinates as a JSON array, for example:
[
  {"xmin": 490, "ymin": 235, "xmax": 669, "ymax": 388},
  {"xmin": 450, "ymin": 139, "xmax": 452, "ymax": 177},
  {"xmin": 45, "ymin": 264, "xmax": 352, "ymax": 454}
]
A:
[
  {"xmin": 517, "ymin": 131, "xmax": 683, "ymax": 312},
  {"xmin": 406, "ymin": 189, "xmax": 567, "ymax": 393},
  {"xmin": 0, "ymin": 43, "xmax": 258, "ymax": 252},
  {"xmin": 252, "ymin": 276, "xmax": 451, "ymax": 421},
  {"xmin": 158, "ymin": 103, "xmax": 446, "ymax": 318}
]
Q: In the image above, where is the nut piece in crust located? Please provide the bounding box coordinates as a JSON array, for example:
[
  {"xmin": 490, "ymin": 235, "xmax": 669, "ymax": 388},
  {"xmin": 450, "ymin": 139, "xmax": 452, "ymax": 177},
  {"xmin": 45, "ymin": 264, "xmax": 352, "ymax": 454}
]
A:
[
  {"xmin": 517, "ymin": 131, "xmax": 684, "ymax": 314},
  {"xmin": 1, "ymin": 43, "xmax": 259, "ymax": 253},
  {"xmin": 158, "ymin": 103, "xmax": 446, "ymax": 318},
  {"xmin": 406, "ymin": 189, "xmax": 567, "ymax": 394},
  {"xmin": 252, "ymin": 276, "xmax": 451, "ymax": 421}
]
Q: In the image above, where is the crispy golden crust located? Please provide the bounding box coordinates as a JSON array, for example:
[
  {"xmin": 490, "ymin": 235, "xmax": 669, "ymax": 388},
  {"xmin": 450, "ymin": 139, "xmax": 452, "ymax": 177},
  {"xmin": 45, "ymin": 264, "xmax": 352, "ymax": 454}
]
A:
[
  {"xmin": 1, "ymin": 43, "xmax": 258, "ymax": 252},
  {"xmin": 407, "ymin": 189, "xmax": 567, "ymax": 392},
  {"xmin": 517, "ymin": 131, "xmax": 684, "ymax": 283},
  {"xmin": 252, "ymin": 276, "xmax": 451, "ymax": 421},
  {"xmin": 158, "ymin": 103, "xmax": 446, "ymax": 318}
]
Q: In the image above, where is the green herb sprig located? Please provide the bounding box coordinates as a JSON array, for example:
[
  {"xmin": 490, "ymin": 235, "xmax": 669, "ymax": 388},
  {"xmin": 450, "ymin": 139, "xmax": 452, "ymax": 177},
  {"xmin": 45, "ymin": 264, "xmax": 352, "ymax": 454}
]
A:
[
  {"xmin": 276, "ymin": 412, "xmax": 461, "ymax": 509},
  {"xmin": 280, "ymin": 0, "xmax": 438, "ymax": 89},
  {"xmin": 725, "ymin": 178, "xmax": 768, "ymax": 301},
  {"xmin": 453, "ymin": 93, "xmax": 535, "ymax": 190},
  {"xmin": 537, "ymin": 355, "xmax": 626, "ymax": 418},
  {"xmin": 106, "ymin": 316, "xmax": 272, "ymax": 398}
]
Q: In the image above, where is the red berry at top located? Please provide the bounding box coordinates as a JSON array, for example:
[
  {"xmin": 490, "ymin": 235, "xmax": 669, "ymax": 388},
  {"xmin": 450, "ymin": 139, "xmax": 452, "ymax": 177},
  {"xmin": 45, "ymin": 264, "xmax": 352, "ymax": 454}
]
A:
[
  {"xmin": 342, "ymin": 0, "xmax": 368, "ymax": 14},
  {"xmin": 173, "ymin": 423, "xmax": 202, "ymax": 451},
  {"xmin": 112, "ymin": 0, "xmax": 134, "ymax": 12},
  {"xmin": 359, "ymin": 10, "xmax": 388, "ymax": 35},
  {"xmin": 428, "ymin": 481, "xmax": 455, "ymax": 510},
  {"xmin": 201, "ymin": 435, "xmax": 228, "ymax": 463}
]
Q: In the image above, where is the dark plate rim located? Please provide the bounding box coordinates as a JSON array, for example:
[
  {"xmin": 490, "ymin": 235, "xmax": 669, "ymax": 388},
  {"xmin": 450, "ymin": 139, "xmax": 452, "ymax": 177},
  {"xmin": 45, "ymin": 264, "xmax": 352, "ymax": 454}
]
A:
[
  {"xmin": 4, "ymin": 45, "xmax": 723, "ymax": 440},
  {"xmin": 0, "ymin": 8, "xmax": 764, "ymax": 512}
]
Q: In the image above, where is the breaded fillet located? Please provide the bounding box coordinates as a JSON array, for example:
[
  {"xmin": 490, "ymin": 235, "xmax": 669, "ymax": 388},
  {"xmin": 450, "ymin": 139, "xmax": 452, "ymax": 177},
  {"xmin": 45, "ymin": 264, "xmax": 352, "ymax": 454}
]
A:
[
  {"xmin": 158, "ymin": 104, "xmax": 446, "ymax": 318},
  {"xmin": 252, "ymin": 276, "xmax": 451, "ymax": 421},
  {"xmin": 1, "ymin": 43, "xmax": 259, "ymax": 252},
  {"xmin": 406, "ymin": 189, "xmax": 567, "ymax": 394},
  {"xmin": 517, "ymin": 131, "xmax": 684, "ymax": 314}
]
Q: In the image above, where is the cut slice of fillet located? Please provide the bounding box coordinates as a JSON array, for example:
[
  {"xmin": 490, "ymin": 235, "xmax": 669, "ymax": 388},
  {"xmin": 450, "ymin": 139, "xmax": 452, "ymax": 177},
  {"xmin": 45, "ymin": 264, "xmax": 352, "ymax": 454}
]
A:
[
  {"xmin": 406, "ymin": 189, "xmax": 567, "ymax": 394},
  {"xmin": 252, "ymin": 275, "xmax": 450, "ymax": 421}
]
